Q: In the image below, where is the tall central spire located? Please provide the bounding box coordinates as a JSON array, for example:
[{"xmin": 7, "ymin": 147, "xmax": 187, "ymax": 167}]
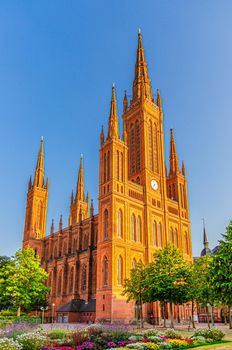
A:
[
  {"xmin": 132, "ymin": 31, "xmax": 153, "ymax": 102},
  {"xmin": 107, "ymin": 84, "xmax": 119, "ymax": 140},
  {"xmin": 34, "ymin": 137, "xmax": 45, "ymax": 187},
  {"xmin": 76, "ymin": 155, "xmax": 84, "ymax": 201},
  {"xmin": 169, "ymin": 129, "xmax": 180, "ymax": 176}
]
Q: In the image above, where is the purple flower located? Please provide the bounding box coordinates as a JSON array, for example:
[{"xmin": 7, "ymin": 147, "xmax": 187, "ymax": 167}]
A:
[{"xmin": 107, "ymin": 341, "xmax": 117, "ymax": 348}]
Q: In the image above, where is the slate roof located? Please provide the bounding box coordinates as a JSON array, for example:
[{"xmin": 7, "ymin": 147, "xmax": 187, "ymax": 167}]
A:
[{"xmin": 57, "ymin": 298, "xmax": 96, "ymax": 313}]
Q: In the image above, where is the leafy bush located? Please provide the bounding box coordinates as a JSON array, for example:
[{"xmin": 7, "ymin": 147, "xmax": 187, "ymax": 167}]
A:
[
  {"xmin": 126, "ymin": 343, "xmax": 148, "ymax": 350},
  {"xmin": 47, "ymin": 329, "xmax": 68, "ymax": 340},
  {"xmin": 16, "ymin": 331, "xmax": 47, "ymax": 350},
  {"xmin": 166, "ymin": 339, "xmax": 188, "ymax": 347},
  {"xmin": 0, "ymin": 338, "xmax": 22, "ymax": 350},
  {"xmin": 192, "ymin": 327, "xmax": 225, "ymax": 341},
  {"xmin": 143, "ymin": 329, "xmax": 159, "ymax": 337},
  {"xmin": 0, "ymin": 316, "xmax": 41, "ymax": 324},
  {"xmin": 146, "ymin": 342, "xmax": 159, "ymax": 350},
  {"xmin": 128, "ymin": 335, "xmax": 144, "ymax": 341},
  {"xmin": 158, "ymin": 343, "xmax": 173, "ymax": 349},
  {"xmin": 146, "ymin": 336, "xmax": 163, "ymax": 344},
  {"xmin": 0, "ymin": 319, "xmax": 13, "ymax": 329},
  {"xmin": 164, "ymin": 329, "xmax": 182, "ymax": 339}
]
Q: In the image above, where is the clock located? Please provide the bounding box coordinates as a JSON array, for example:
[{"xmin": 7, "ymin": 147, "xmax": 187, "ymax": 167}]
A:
[{"xmin": 151, "ymin": 179, "xmax": 158, "ymax": 191}]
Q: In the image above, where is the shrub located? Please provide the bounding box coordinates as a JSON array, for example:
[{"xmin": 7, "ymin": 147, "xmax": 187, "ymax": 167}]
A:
[
  {"xmin": 143, "ymin": 330, "xmax": 159, "ymax": 337},
  {"xmin": 0, "ymin": 337, "xmax": 22, "ymax": 350},
  {"xmin": 0, "ymin": 319, "xmax": 13, "ymax": 329},
  {"xmin": 128, "ymin": 336, "xmax": 144, "ymax": 341},
  {"xmin": 126, "ymin": 343, "xmax": 148, "ymax": 350},
  {"xmin": 16, "ymin": 331, "xmax": 47, "ymax": 350},
  {"xmin": 146, "ymin": 336, "xmax": 163, "ymax": 344},
  {"xmin": 146, "ymin": 343, "xmax": 159, "ymax": 350},
  {"xmin": 158, "ymin": 343, "xmax": 173, "ymax": 349},
  {"xmin": 192, "ymin": 327, "xmax": 225, "ymax": 341},
  {"xmin": 166, "ymin": 339, "xmax": 188, "ymax": 348},
  {"xmin": 164, "ymin": 329, "xmax": 181, "ymax": 339},
  {"xmin": 47, "ymin": 329, "xmax": 68, "ymax": 340}
]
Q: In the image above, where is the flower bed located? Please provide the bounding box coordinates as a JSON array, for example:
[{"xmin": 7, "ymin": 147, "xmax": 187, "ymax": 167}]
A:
[{"xmin": 0, "ymin": 324, "xmax": 228, "ymax": 350}]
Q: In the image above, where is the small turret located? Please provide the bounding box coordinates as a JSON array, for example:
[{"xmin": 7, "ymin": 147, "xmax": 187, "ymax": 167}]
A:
[
  {"xmin": 90, "ymin": 199, "xmax": 94, "ymax": 217},
  {"xmin": 50, "ymin": 219, "xmax": 54, "ymax": 235},
  {"xmin": 100, "ymin": 125, "xmax": 105, "ymax": 146},
  {"xmin": 156, "ymin": 89, "xmax": 162, "ymax": 111},
  {"xmin": 107, "ymin": 84, "xmax": 120, "ymax": 140},
  {"xmin": 169, "ymin": 129, "xmax": 180, "ymax": 176},
  {"xmin": 28, "ymin": 176, "xmax": 32, "ymax": 190},
  {"xmin": 182, "ymin": 160, "xmax": 186, "ymax": 176},
  {"xmin": 123, "ymin": 90, "xmax": 128, "ymax": 113},
  {"xmin": 59, "ymin": 215, "xmax": 63, "ymax": 231}
]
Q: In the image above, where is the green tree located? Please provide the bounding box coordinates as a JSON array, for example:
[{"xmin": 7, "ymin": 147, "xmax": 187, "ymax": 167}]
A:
[
  {"xmin": 0, "ymin": 248, "xmax": 49, "ymax": 316},
  {"xmin": 122, "ymin": 261, "xmax": 149, "ymax": 328},
  {"xmin": 0, "ymin": 255, "xmax": 13, "ymax": 310},
  {"xmin": 147, "ymin": 244, "xmax": 192, "ymax": 328},
  {"xmin": 188, "ymin": 255, "xmax": 216, "ymax": 329},
  {"xmin": 209, "ymin": 221, "xmax": 232, "ymax": 329}
]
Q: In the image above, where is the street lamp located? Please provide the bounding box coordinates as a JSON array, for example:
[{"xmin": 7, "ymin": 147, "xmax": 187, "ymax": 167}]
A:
[
  {"xmin": 52, "ymin": 303, "xmax": 55, "ymax": 324},
  {"xmin": 40, "ymin": 306, "xmax": 48, "ymax": 326}
]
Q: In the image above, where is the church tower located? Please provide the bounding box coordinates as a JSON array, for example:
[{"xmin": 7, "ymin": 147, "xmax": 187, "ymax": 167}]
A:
[
  {"xmin": 96, "ymin": 31, "xmax": 192, "ymax": 323},
  {"xmin": 23, "ymin": 138, "xmax": 48, "ymax": 253}
]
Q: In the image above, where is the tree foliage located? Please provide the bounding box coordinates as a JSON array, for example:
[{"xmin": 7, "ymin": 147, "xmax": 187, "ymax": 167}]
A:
[
  {"xmin": 209, "ymin": 221, "xmax": 232, "ymax": 328},
  {"xmin": 0, "ymin": 248, "xmax": 49, "ymax": 314}
]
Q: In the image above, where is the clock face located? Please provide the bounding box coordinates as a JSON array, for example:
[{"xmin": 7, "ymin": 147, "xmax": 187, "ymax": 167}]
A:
[{"xmin": 151, "ymin": 179, "xmax": 158, "ymax": 191}]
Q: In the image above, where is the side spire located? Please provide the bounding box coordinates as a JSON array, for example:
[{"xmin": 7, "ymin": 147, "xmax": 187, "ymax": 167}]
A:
[
  {"xmin": 203, "ymin": 219, "xmax": 209, "ymax": 249},
  {"xmin": 107, "ymin": 84, "xmax": 119, "ymax": 140},
  {"xmin": 156, "ymin": 89, "xmax": 162, "ymax": 111},
  {"xmin": 132, "ymin": 31, "xmax": 152, "ymax": 102},
  {"xmin": 169, "ymin": 129, "xmax": 180, "ymax": 176},
  {"xmin": 76, "ymin": 155, "xmax": 85, "ymax": 201},
  {"xmin": 34, "ymin": 137, "xmax": 45, "ymax": 187}
]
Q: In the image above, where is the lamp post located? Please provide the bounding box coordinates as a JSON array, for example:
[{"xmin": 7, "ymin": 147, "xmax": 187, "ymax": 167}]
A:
[
  {"xmin": 40, "ymin": 306, "xmax": 48, "ymax": 326},
  {"xmin": 52, "ymin": 303, "xmax": 55, "ymax": 325}
]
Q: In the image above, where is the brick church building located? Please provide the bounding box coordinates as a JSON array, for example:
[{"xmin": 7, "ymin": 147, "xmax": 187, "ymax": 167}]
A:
[{"xmin": 22, "ymin": 32, "xmax": 192, "ymax": 323}]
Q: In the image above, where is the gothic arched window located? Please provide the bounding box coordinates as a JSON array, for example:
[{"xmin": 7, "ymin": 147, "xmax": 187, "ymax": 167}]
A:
[
  {"xmin": 104, "ymin": 209, "xmax": 108, "ymax": 239},
  {"xmin": 117, "ymin": 209, "xmax": 123, "ymax": 238},
  {"xmin": 69, "ymin": 267, "xmax": 74, "ymax": 294},
  {"xmin": 103, "ymin": 256, "xmax": 108, "ymax": 287},
  {"xmin": 174, "ymin": 228, "xmax": 178, "ymax": 247},
  {"xmin": 58, "ymin": 271, "xmax": 62, "ymax": 295},
  {"xmin": 149, "ymin": 120, "xmax": 153, "ymax": 171},
  {"xmin": 153, "ymin": 221, "xmax": 157, "ymax": 246},
  {"xmin": 135, "ymin": 121, "xmax": 140, "ymax": 172},
  {"xmin": 118, "ymin": 256, "xmax": 123, "ymax": 286},
  {"xmin": 137, "ymin": 216, "xmax": 141, "ymax": 242},
  {"xmin": 170, "ymin": 227, "xmax": 174, "ymax": 243},
  {"xmin": 81, "ymin": 265, "xmax": 87, "ymax": 292},
  {"xmin": 131, "ymin": 214, "xmax": 136, "ymax": 241},
  {"xmin": 103, "ymin": 153, "xmax": 107, "ymax": 183},
  {"xmin": 107, "ymin": 151, "xmax": 110, "ymax": 181},
  {"xmin": 83, "ymin": 234, "xmax": 88, "ymax": 250},
  {"xmin": 130, "ymin": 124, "xmax": 135, "ymax": 175},
  {"xmin": 153, "ymin": 123, "xmax": 158, "ymax": 173},
  {"xmin": 36, "ymin": 201, "xmax": 43, "ymax": 232},
  {"xmin": 53, "ymin": 244, "xmax": 57, "ymax": 259},
  {"xmin": 158, "ymin": 222, "xmax": 162, "ymax": 247}
]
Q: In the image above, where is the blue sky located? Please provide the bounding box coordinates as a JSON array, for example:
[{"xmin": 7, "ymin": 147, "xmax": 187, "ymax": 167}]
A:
[{"xmin": 0, "ymin": 0, "xmax": 232, "ymax": 257}]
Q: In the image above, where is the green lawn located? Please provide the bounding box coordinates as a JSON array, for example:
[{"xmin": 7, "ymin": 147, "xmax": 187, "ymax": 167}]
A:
[{"xmin": 193, "ymin": 343, "xmax": 232, "ymax": 349}]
